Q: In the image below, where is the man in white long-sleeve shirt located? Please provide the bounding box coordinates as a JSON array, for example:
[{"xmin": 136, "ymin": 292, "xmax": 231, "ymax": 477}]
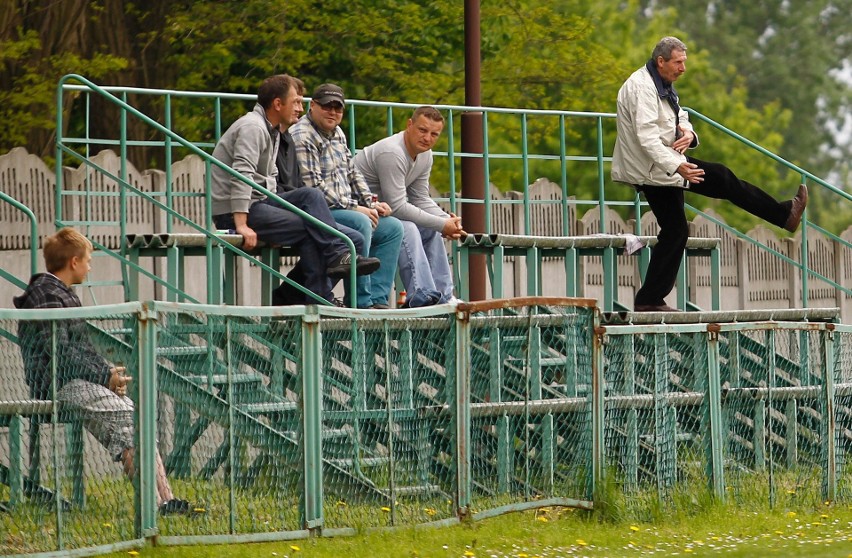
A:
[{"xmin": 354, "ymin": 106, "xmax": 464, "ymax": 303}]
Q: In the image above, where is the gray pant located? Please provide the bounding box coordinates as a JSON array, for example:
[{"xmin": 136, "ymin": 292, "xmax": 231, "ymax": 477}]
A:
[{"xmin": 58, "ymin": 379, "xmax": 134, "ymax": 462}]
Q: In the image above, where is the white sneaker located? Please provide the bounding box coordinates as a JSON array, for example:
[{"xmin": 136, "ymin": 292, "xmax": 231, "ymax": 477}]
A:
[{"xmin": 447, "ymin": 296, "xmax": 463, "ymax": 305}]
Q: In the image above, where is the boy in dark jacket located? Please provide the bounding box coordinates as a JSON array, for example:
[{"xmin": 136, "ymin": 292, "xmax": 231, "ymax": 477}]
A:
[{"xmin": 14, "ymin": 227, "xmax": 196, "ymax": 515}]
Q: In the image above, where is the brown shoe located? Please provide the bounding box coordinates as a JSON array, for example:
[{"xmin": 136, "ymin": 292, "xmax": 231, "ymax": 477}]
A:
[
  {"xmin": 634, "ymin": 304, "xmax": 682, "ymax": 312},
  {"xmin": 783, "ymin": 184, "xmax": 808, "ymax": 232}
]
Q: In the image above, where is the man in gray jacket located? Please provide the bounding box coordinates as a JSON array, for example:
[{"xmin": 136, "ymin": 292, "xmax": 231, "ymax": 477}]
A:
[
  {"xmin": 210, "ymin": 74, "xmax": 379, "ymax": 304},
  {"xmin": 612, "ymin": 36, "xmax": 808, "ymax": 312},
  {"xmin": 353, "ymin": 106, "xmax": 464, "ymax": 303}
]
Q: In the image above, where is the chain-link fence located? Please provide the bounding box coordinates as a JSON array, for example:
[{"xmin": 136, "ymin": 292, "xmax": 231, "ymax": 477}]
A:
[
  {"xmin": 2, "ymin": 302, "xmax": 851, "ymax": 556},
  {"xmin": 603, "ymin": 322, "xmax": 850, "ymax": 519}
]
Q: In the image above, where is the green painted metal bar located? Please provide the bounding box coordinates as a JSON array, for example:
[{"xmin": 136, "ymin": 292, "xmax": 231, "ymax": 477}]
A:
[
  {"xmin": 591, "ymin": 315, "xmax": 605, "ymax": 500},
  {"xmin": 705, "ymin": 328, "xmax": 725, "ymax": 500},
  {"xmin": 525, "ymin": 247, "xmax": 539, "ymax": 297},
  {"xmin": 225, "ymin": 318, "xmax": 237, "ymax": 533},
  {"xmin": 559, "ymin": 115, "xmax": 569, "ymax": 236},
  {"xmin": 454, "ymin": 308, "xmax": 471, "ymax": 513},
  {"xmin": 137, "ymin": 305, "xmax": 158, "ymax": 537},
  {"xmin": 542, "ymin": 413, "xmax": 554, "ymax": 495},
  {"xmin": 710, "ymin": 245, "xmax": 721, "ymax": 310},
  {"xmin": 300, "ymin": 307, "xmax": 324, "ymax": 530},
  {"xmin": 521, "ymin": 113, "xmax": 530, "ymax": 235},
  {"xmin": 497, "ymin": 414, "xmax": 511, "ymax": 494},
  {"xmin": 165, "ymin": 94, "xmax": 174, "ymax": 233},
  {"xmin": 676, "ymin": 252, "xmax": 687, "ymax": 310},
  {"xmin": 766, "ymin": 329, "xmax": 777, "ymax": 507},
  {"xmin": 50, "ymin": 322, "xmax": 65, "ymax": 550},
  {"xmin": 785, "ymin": 399, "xmax": 798, "ymax": 468},
  {"xmin": 383, "ymin": 321, "xmax": 397, "ymax": 525},
  {"xmin": 386, "ymin": 105, "xmax": 394, "ymax": 136},
  {"xmin": 823, "ymin": 328, "xmax": 837, "ymax": 501},
  {"xmin": 482, "ymin": 111, "xmax": 491, "ymax": 234},
  {"xmin": 602, "ymin": 247, "xmax": 615, "ymax": 312},
  {"xmin": 0, "ymin": 192, "xmax": 38, "ymax": 281},
  {"xmin": 9, "ymin": 415, "xmax": 22, "ymax": 505},
  {"xmin": 489, "ymin": 326, "xmax": 503, "ymax": 402},
  {"xmin": 596, "ymin": 117, "xmax": 606, "ymax": 234}
]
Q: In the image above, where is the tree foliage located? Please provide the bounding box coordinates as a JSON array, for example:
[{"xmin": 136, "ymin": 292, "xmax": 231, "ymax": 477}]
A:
[{"xmin": 1, "ymin": 0, "xmax": 847, "ymax": 230}]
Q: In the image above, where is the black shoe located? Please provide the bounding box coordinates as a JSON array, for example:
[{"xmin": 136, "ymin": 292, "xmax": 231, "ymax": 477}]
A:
[
  {"xmin": 159, "ymin": 498, "xmax": 206, "ymax": 516},
  {"xmin": 326, "ymin": 253, "xmax": 381, "ymax": 279}
]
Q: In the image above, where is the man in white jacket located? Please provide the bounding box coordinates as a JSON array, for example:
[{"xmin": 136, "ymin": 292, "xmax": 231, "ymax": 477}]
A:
[{"xmin": 612, "ymin": 36, "xmax": 808, "ymax": 312}]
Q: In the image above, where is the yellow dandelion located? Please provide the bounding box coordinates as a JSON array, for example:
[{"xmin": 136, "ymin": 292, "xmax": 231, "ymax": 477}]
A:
[
  {"xmin": 775, "ymin": 530, "xmax": 784, "ymax": 535},
  {"xmin": 103, "ymin": 523, "xmax": 113, "ymax": 528},
  {"xmin": 464, "ymin": 552, "xmax": 475, "ymax": 557},
  {"xmin": 518, "ymin": 554, "xmax": 528, "ymax": 558},
  {"xmin": 630, "ymin": 525, "xmax": 640, "ymax": 532},
  {"xmin": 712, "ymin": 536, "xmax": 720, "ymax": 541},
  {"xmin": 576, "ymin": 539, "xmax": 588, "ymax": 546},
  {"xmin": 128, "ymin": 552, "xmax": 139, "ymax": 557},
  {"xmin": 381, "ymin": 506, "xmax": 391, "ymax": 512},
  {"xmin": 787, "ymin": 489, "xmax": 796, "ymax": 495},
  {"xmin": 821, "ymin": 514, "xmax": 830, "ymax": 519},
  {"xmin": 685, "ymin": 549, "xmax": 693, "ymax": 553},
  {"xmin": 787, "ymin": 511, "xmax": 797, "ymax": 518},
  {"xmin": 536, "ymin": 516, "xmax": 549, "ymax": 522},
  {"xmin": 336, "ymin": 500, "xmax": 347, "ymax": 507},
  {"xmin": 423, "ymin": 507, "xmax": 437, "ymax": 516},
  {"xmin": 290, "ymin": 545, "xmax": 300, "ymax": 552},
  {"xmin": 693, "ymin": 540, "xmax": 703, "ymax": 545}
]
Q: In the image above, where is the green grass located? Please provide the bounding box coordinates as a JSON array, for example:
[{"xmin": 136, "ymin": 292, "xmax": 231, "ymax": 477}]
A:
[{"xmin": 97, "ymin": 503, "xmax": 852, "ymax": 558}]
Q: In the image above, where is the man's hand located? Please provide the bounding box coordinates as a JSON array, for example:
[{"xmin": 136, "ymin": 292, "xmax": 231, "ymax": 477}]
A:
[
  {"xmin": 374, "ymin": 202, "xmax": 393, "ymax": 217},
  {"xmin": 676, "ymin": 161, "xmax": 705, "ymax": 184},
  {"xmin": 356, "ymin": 205, "xmax": 379, "ymax": 228},
  {"xmin": 672, "ymin": 126, "xmax": 694, "ymax": 154},
  {"xmin": 108, "ymin": 366, "xmax": 132, "ymax": 397},
  {"xmin": 233, "ymin": 213, "xmax": 258, "ymax": 250},
  {"xmin": 442, "ymin": 214, "xmax": 465, "ymax": 239}
]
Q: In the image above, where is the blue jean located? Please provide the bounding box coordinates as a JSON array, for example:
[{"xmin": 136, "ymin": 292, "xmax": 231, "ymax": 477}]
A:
[
  {"xmin": 398, "ymin": 221, "xmax": 454, "ymax": 301},
  {"xmin": 331, "ymin": 209, "xmax": 403, "ymax": 307},
  {"xmin": 214, "ymin": 188, "xmax": 363, "ymax": 301}
]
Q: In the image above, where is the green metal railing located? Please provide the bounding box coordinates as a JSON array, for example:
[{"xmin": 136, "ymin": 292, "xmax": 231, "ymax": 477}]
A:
[
  {"xmin": 2, "ymin": 300, "xmax": 850, "ymax": 557},
  {"xmin": 0, "ymin": 191, "xmax": 38, "ymax": 290},
  {"xmin": 54, "ymin": 76, "xmax": 849, "ymax": 311},
  {"xmin": 55, "ymin": 75, "xmax": 359, "ymax": 306}
]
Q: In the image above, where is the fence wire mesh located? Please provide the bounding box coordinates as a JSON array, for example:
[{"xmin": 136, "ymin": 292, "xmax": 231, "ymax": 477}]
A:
[
  {"xmin": 2, "ymin": 302, "xmax": 850, "ymax": 557},
  {"xmin": 0, "ymin": 311, "xmax": 138, "ymax": 555},
  {"xmin": 467, "ymin": 303, "xmax": 597, "ymax": 512},
  {"xmin": 154, "ymin": 309, "xmax": 305, "ymax": 537},
  {"xmin": 603, "ymin": 330, "xmax": 710, "ymax": 513},
  {"xmin": 319, "ymin": 314, "xmax": 457, "ymax": 529},
  {"xmin": 720, "ymin": 328, "xmax": 827, "ymax": 509}
]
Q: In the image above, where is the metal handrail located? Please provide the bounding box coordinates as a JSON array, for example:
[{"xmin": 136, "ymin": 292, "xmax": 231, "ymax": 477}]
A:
[
  {"xmin": 56, "ymin": 74, "xmax": 359, "ymax": 305},
  {"xmin": 0, "ymin": 191, "xmax": 38, "ymax": 289}
]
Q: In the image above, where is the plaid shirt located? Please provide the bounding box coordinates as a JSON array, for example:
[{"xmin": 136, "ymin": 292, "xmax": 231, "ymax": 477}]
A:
[
  {"xmin": 288, "ymin": 114, "xmax": 372, "ymax": 210},
  {"xmin": 13, "ymin": 273, "xmax": 111, "ymax": 398}
]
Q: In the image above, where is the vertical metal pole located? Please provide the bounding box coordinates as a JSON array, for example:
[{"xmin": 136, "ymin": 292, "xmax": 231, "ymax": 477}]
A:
[
  {"xmin": 300, "ymin": 307, "xmax": 324, "ymax": 530},
  {"xmin": 705, "ymin": 325, "xmax": 725, "ymax": 501},
  {"xmin": 591, "ymin": 319, "xmax": 605, "ymax": 500},
  {"xmin": 137, "ymin": 305, "xmax": 158, "ymax": 538},
  {"xmin": 822, "ymin": 326, "xmax": 837, "ymax": 502},
  {"xmin": 454, "ymin": 307, "xmax": 472, "ymax": 515},
  {"xmin": 462, "ymin": 0, "xmax": 486, "ymax": 301}
]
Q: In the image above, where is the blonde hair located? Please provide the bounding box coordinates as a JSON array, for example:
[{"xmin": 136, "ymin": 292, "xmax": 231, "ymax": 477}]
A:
[{"xmin": 43, "ymin": 228, "xmax": 92, "ymax": 273}]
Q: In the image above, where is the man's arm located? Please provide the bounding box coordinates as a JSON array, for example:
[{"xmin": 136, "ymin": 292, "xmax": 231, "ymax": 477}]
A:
[
  {"xmin": 228, "ymin": 124, "xmax": 275, "ymax": 214},
  {"xmin": 373, "ymin": 151, "xmax": 447, "ymax": 231},
  {"xmin": 629, "ymin": 85, "xmax": 689, "ymax": 177}
]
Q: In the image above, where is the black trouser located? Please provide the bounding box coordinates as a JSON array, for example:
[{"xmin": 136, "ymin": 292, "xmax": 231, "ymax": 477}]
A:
[
  {"xmin": 214, "ymin": 188, "xmax": 363, "ymax": 302},
  {"xmin": 635, "ymin": 157, "xmax": 792, "ymax": 306}
]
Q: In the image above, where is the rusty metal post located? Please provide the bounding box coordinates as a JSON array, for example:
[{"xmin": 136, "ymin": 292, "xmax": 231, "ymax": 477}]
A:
[{"xmin": 462, "ymin": 0, "xmax": 486, "ymax": 301}]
